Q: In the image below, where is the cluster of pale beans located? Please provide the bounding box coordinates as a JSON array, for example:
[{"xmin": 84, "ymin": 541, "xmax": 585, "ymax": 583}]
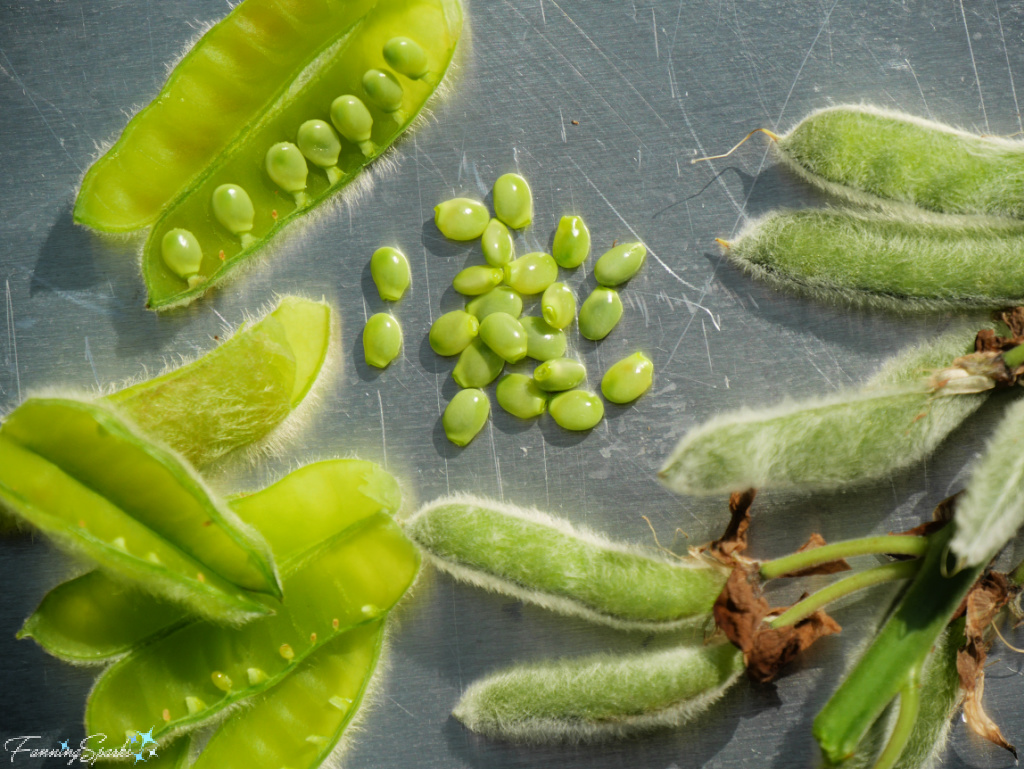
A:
[
  {"xmin": 361, "ymin": 172, "xmax": 655, "ymax": 446},
  {"xmin": 159, "ymin": 37, "xmax": 433, "ymax": 284}
]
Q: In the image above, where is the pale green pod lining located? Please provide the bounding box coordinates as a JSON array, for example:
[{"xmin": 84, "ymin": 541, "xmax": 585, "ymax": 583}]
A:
[
  {"xmin": 404, "ymin": 495, "xmax": 729, "ymax": 631},
  {"xmin": 453, "ymin": 642, "xmax": 744, "ymax": 743},
  {"xmin": 465, "ymin": 286, "xmax": 523, "ymax": 320},
  {"xmin": 552, "ymin": 215, "xmax": 591, "ymax": 268},
  {"xmin": 492, "ymin": 173, "xmax": 533, "ymax": 229}
]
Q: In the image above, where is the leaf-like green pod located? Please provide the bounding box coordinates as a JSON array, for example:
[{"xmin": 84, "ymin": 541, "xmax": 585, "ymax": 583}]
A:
[
  {"xmin": 465, "ymin": 285, "xmax": 523, "ymax": 320},
  {"xmin": 493, "ymin": 173, "xmax": 533, "ymax": 229},
  {"xmin": 540, "ymin": 282, "xmax": 576, "ymax": 330},
  {"xmin": 453, "ymin": 642, "xmax": 744, "ymax": 742},
  {"xmin": 602, "ymin": 352, "xmax": 653, "ymax": 404},
  {"xmin": 594, "ymin": 242, "xmax": 646, "ymax": 287},
  {"xmin": 443, "ymin": 389, "xmax": 490, "ymax": 446},
  {"xmin": 296, "ymin": 119, "xmax": 343, "ymax": 184},
  {"xmin": 452, "ymin": 339, "xmax": 505, "ymax": 388},
  {"xmin": 429, "ymin": 310, "xmax": 479, "ymax": 356},
  {"xmin": 210, "ymin": 184, "xmax": 255, "ymax": 247},
  {"xmin": 481, "ymin": 218, "xmax": 515, "ymax": 267},
  {"xmin": 552, "ymin": 215, "xmax": 590, "ymax": 268},
  {"xmin": 726, "ymin": 208, "xmax": 1024, "ymax": 311},
  {"xmin": 106, "ymin": 296, "xmax": 332, "ymax": 468},
  {"xmin": 659, "ymin": 328, "xmax": 989, "ymax": 495},
  {"xmin": 478, "ymin": 312, "xmax": 528, "ymax": 363},
  {"xmin": 533, "ymin": 358, "xmax": 586, "ymax": 392},
  {"xmin": 549, "ymin": 390, "xmax": 604, "ymax": 431},
  {"xmin": 330, "ymin": 95, "xmax": 375, "ymax": 157},
  {"xmin": 453, "ymin": 265, "xmax": 504, "ymax": 296},
  {"xmin": 503, "ymin": 252, "xmax": 558, "ymax": 295},
  {"xmin": 404, "ymin": 495, "xmax": 728, "ymax": 631},
  {"xmin": 383, "ymin": 36, "xmax": 430, "ymax": 79},
  {"xmin": 495, "ymin": 374, "xmax": 546, "ymax": 419},
  {"xmin": 161, "ymin": 229, "xmax": 202, "ymax": 281},
  {"xmin": 520, "ymin": 316, "xmax": 567, "ymax": 361},
  {"xmin": 189, "ymin": 620, "xmax": 385, "ymax": 769},
  {"xmin": 0, "ymin": 398, "xmax": 280, "ymax": 622},
  {"xmin": 363, "ymin": 313, "xmax": 402, "ymax": 368},
  {"xmin": 435, "ymin": 197, "xmax": 489, "ymax": 240},
  {"xmin": 370, "ymin": 246, "xmax": 411, "ymax": 302},
  {"xmin": 578, "ymin": 287, "xmax": 623, "ymax": 341}
]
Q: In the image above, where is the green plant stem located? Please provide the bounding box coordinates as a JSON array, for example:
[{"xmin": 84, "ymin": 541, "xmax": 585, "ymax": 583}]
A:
[
  {"xmin": 1000, "ymin": 342, "xmax": 1024, "ymax": 370},
  {"xmin": 769, "ymin": 560, "xmax": 920, "ymax": 629},
  {"xmin": 871, "ymin": 663, "xmax": 923, "ymax": 769},
  {"xmin": 760, "ymin": 536, "xmax": 928, "ymax": 580}
]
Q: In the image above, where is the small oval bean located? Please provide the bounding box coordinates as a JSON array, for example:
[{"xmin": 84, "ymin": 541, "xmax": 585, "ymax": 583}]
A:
[
  {"xmin": 265, "ymin": 142, "xmax": 308, "ymax": 207},
  {"xmin": 601, "ymin": 352, "xmax": 653, "ymax": 404},
  {"xmin": 541, "ymin": 282, "xmax": 576, "ymax": 329},
  {"xmin": 479, "ymin": 312, "xmax": 528, "ymax": 363},
  {"xmin": 520, "ymin": 316, "xmax": 567, "ymax": 361},
  {"xmin": 210, "ymin": 185, "xmax": 255, "ymax": 247},
  {"xmin": 453, "ymin": 265, "xmax": 504, "ymax": 296},
  {"xmin": 329, "ymin": 95, "xmax": 374, "ymax": 157},
  {"xmin": 552, "ymin": 215, "xmax": 591, "ymax": 268},
  {"xmin": 362, "ymin": 68, "xmax": 405, "ymax": 120},
  {"xmin": 504, "ymin": 252, "xmax": 558, "ymax": 295},
  {"xmin": 549, "ymin": 390, "xmax": 604, "ymax": 430},
  {"xmin": 594, "ymin": 242, "xmax": 646, "ymax": 287},
  {"xmin": 481, "ymin": 219, "xmax": 515, "ymax": 267},
  {"xmin": 465, "ymin": 286, "xmax": 523, "ymax": 320},
  {"xmin": 429, "ymin": 310, "xmax": 479, "ymax": 356},
  {"xmin": 443, "ymin": 389, "xmax": 491, "ymax": 446},
  {"xmin": 370, "ymin": 246, "xmax": 411, "ymax": 301},
  {"xmin": 435, "ymin": 198, "xmax": 490, "ymax": 240},
  {"xmin": 533, "ymin": 358, "xmax": 586, "ymax": 392},
  {"xmin": 578, "ymin": 288, "xmax": 623, "ymax": 340},
  {"xmin": 452, "ymin": 339, "xmax": 505, "ymax": 388},
  {"xmin": 383, "ymin": 36, "xmax": 430, "ymax": 79},
  {"xmin": 495, "ymin": 374, "xmax": 546, "ymax": 419},
  {"xmin": 493, "ymin": 173, "xmax": 533, "ymax": 229},
  {"xmin": 161, "ymin": 229, "xmax": 202, "ymax": 280},
  {"xmin": 296, "ymin": 119, "xmax": 342, "ymax": 185},
  {"xmin": 362, "ymin": 313, "xmax": 402, "ymax": 368}
]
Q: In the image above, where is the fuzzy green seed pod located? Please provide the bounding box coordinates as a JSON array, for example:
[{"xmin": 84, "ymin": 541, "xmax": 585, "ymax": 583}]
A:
[
  {"xmin": 504, "ymin": 252, "xmax": 558, "ymax": 295},
  {"xmin": 453, "ymin": 339, "xmax": 505, "ymax": 388},
  {"xmin": 443, "ymin": 389, "xmax": 491, "ymax": 447},
  {"xmin": 429, "ymin": 310, "xmax": 479, "ymax": 356},
  {"xmin": 521, "ymin": 316, "xmax": 567, "ymax": 361},
  {"xmin": 466, "ymin": 286, "xmax": 523, "ymax": 320},
  {"xmin": 453, "ymin": 265, "xmax": 504, "ymax": 296},
  {"xmin": 370, "ymin": 246, "xmax": 411, "ymax": 301},
  {"xmin": 329, "ymin": 95, "xmax": 374, "ymax": 156},
  {"xmin": 602, "ymin": 352, "xmax": 653, "ymax": 404},
  {"xmin": 296, "ymin": 119, "xmax": 342, "ymax": 184},
  {"xmin": 265, "ymin": 142, "xmax": 308, "ymax": 206},
  {"xmin": 495, "ymin": 374, "xmax": 546, "ymax": 419},
  {"xmin": 549, "ymin": 390, "xmax": 604, "ymax": 431},
  {"xmin": 210, "ymin": 185, "xmax": 255, "ymax": 245},
  {"xmin": 160, "ymin": 229, "xmax": 202, "ymax": 280},
  {"xmin": 533, "ymin": 358, "xmax": 586, "ymax": 392},
  {"xmin": 552, "ymin": 215, "xmax": 591, "ymax": 268},
  {"xmin": 594, "ymin": 242, "xmax": 646, "ymax": 287},
  {"xmin": 362, "ymin": 68, "xmax": 404, "ymax": 115},
  {"xmin": 479, "ymin": 312, "xmax": 528, "ymax": 363},
  {"xmin": 362, "ymin": 313, "xmax": 402, "ymax": 368},
  {"xmin": 481, "ymin": 218, "xmax": 515, "ymax": 267},
  {"xmin": 493, "ymin": 173, "xmax": 533, "ymax": 229},
  {"xmin": 578, "ymin": 287, "xmax": 623, "ymax": 341},
  {"xmin": 541, "ymin": 282, "xmax": 576, "ymax": 329},
  {"xmin": 383, "ymin": 36, "xmax": 429, "ymax": 79},
  {"xmin": 435, "ymin": 198, "xmax": 490, "ymax": 240}
]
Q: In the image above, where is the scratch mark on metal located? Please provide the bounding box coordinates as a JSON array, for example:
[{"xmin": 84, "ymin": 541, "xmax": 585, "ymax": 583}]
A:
[
  {"xmin": 652, "ymin": 8, "xmax": 659, "ymax": 59},
  {"xmin": 5, "ymin": 281, "xmax": 21, "ymax": 402},
  {"xmin": 84, "ymin": 337, "xmax": 100, "ymax": 388},
  {"xmin": 388, "ymin": 695, "xmax": 417, "ymax": 719},
  {"xmin": 958, "ymin": 0, "xmax": 989, "ymax": 132},
  {"xmin": 211, "ymin": 308, "xmax": 228, "ymax": 327},
  {"xmin": 904, "ymin": 58, "xmax": 933, "ymax": 120},
  {"xmin": 995, "ymin": 1, "xmax": 1023, "ymax": 134},
  {"xmin": 377, "ymin": 390, "xmax": 388, "ymax": 469},
  {"xmin": 539, "ymin": 0, "xmax": 546, "ymax": 24},
  {"xmin": 559, "ymin": 106, "xmax": 567, "ymax": 143},
  {"xmin": 701, "ymin": 319, "xmax": 712, "ymax": 373},
  {"xmin": 489, "ymin": 422, "xmax": 504, "ymax": 501},
  {"xmin": 541, "ymin": 438, "xmax": 550, "ymax": 509}
]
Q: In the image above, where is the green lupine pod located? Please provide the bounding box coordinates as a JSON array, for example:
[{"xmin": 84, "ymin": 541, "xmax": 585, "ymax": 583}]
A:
[
  {"xmin": 481, "ymin": 218, "xmax": 515, "ymax": 267},
  {"xmin": 370, "ymin": 246, "xmax": 411, "ymax": 301},
  {"xmin": 429, "ymin": 310, "xmax": 479, "ymax": 356},
  {"xmin": 533, "ymin": 358, "xmax": 586, "ymax": 392},
  {"xmin": 727, "ymin": 208, "xmax": 1024, "ymax": 311},
  {"xmin": 659, "ymin": 327, "xmax": 989, "ymax": 496},
  {"xmin": 776, "ymin": 105, "xmax": 1024, "ymax": 217},
  {"xmin": 363, "ymin": 313, "xmax": 402, "ymax": 368},
  {"xmin": 552, "ymin": 215, "xmax": 591, "ymax": 268},
  {"xmin": 329, "ymin": 94, "xmax": 374, "ymax": 156},
  {"xmin": 383, "ymin": 36, "xmax": 430, "ymax": 79},
  {"xmin": 541, "ymin": 282, "xmax": 576, "ymax": 329},
  {"xmin": 454, "ymin": 642, "xmax": 744, "ymax": 742},
  {"xmin": 453, "ymin": 265, "xmax": 504, "ymax": 296},
  {"xmin": 478, "ymin": 312, "xmax": 528, "ymax": 363},
  {"xmin": 86, "ymin": 511, "xmax": 419, "ymax": 748},
  {"xmin": 465, "ymin": 285, "xmax": 523, "ymax": 320},
  {"xmin": 189, "ymin": 621, "xmax": 385, "ymax": 769},
  {"xmin": 106, "ymin": 296, "xmax": 332, "ymax": 468},
  {"xmin": 404, "ymin": 495, "xmax": 729, "ymax": 631},
  {"xmin": 521, "ymin": 316, "xmax": 567, "ymax": 361},
  {"xmin": 602, "ymin": 352, "xmax": 653, "ymax": 404},
  {"xmin": 161, "ymin": 229, "xmax": 202, "ymax": 280},
  {"xmin": 549, "ymin": 390, "xmax": 604, "ymax": 431},
  {"xmin": 435, "ymin": 197, "xmax": 489, "ymax": 240},
  {"xmin": 210, "ymin": 184, "xmax": 255, "ymax": 245},
  {"xmin": 492, "ymin": 173, "xmax": 533, "ymax": 229},
  {"xmin": 0, "ymin": 399, "xmax": 280, "ymax": 622},
  {"xmin": 578, "ymin": 288, "xmax": 623, "ymax": 341},
  {"xmin": 504, "ymin": 252, "xmax": 558, "ymax": 295},
  {"xmin": 135, "ymin": 0, "xmax": 463, "ymax": 310},
  {"xmin": 452, "ymin": 339, "xmax": 505, "ymax": 388},
  {"xmin": 495, "ymin": 374, "xmax": 546, "ymax": 419},
  {"xmin": 443, "ymin": 389, "xmax": 491, "ymax": 446},
  {"xmin": 594, "ymin": 242, "xmax": 646, "ymax": 287},
  {"xmin": 362, "ymin": 68, "xmax": 404, "ymax": 116}
]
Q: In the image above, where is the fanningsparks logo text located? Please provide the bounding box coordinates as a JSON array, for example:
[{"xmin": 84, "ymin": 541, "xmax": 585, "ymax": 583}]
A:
[{"xmin": 4, "ymin": 728, "xmax": 161, "ymax": 765}]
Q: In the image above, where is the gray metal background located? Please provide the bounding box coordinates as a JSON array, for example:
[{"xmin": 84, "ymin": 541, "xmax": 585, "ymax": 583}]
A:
[{"xmin": 1, "ymin": 0, "xmax": 1022, "ymax": 766}]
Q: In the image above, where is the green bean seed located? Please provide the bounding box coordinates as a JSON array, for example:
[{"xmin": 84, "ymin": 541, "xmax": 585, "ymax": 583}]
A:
[
  {"xmin": 383, "ymin": 36, "xmax": 429, "ymax": 79},
  {"xmin": 594, "ymin": 242, "xmax": 646, "ymax": 286},
  {"xmin": 429, "ymin": 310, "xmax": 479, "ymax": 356},
  {"xmin": 370, "ymin": 246, "xmax": 411, "ymax": 301},
  {"xmin": 435, "ymin": 198, "xmax": 490, "ymax": 240},
  {"xmin": 453, "ymin": 339, "xmax": 505, "ymax": 388},
  {"xmin": 453, "ymin": 265, "xmax": 504, "ymax": 296},
  {"xmin": 534, "ymin": 358, "xmax": 586, "ymax": 392},
  {"xmin": 495, "ymin": 374, "xmax": 547, "ymax": 419},
  {"xmin": 602, "ymin": 352, "xmax": 653, "ymax": 404},
  {"xmin": 296, "ymin": 119, "xmax": 342, "ymax": 184},
  {"xmin": 161, "ymin": 229, "xmax": 202, "ymax": 281},
  {"xmin": 493, "ymin": 173, "xmax": 533, "ymax": 229},
  {"xmin": 552, "ymin": 215, "xmax": 591, "ymax": 268},
  {"xmin": 578, "ymin": 288, "xmax": 623, "ymax": 340},
  {"xmin": 329, "ymin": 95, "xmax": 375, "ymax": 157},
  {"xmin": 443, "ymin": 389, "xmax": 491, "ymax": 446},
  {"xmin": 520, "ymin": 316, "xmax": 567, "ymax": 361},
  {"xmin": 541, "ymin": 282, "xmax": 576, "ymax": 329},
  {"xmin": 504, "ymin": 252, "xmax": 558, "ymax": 295},
  {"xmin": 479, "ymin": 312, "xmax": 528, "ymax": 363},
  {"xmin": 481, "ymin": 219, "xmax": 515, "ymax": 267},
  {"xmin": 466, "ymin": 286, "xmax": 523, "ymax": 320},
  {"xmin": 549, "ymin": 390, "xmax": 604, "ymax": 431},
  {"xmin": 362, "ymin": 313, "xmax": 402, "ymax": 368},
  {"xmin": 362, "ymin": 68, "xmax": 404, "ymax": 119},
  {"xmin": 265, "ymin": 142, "xmax": 308, "ymax": 207},
  {"xmin": 210, "ymin": 185, "xmax": 255, "ymax": 247}
]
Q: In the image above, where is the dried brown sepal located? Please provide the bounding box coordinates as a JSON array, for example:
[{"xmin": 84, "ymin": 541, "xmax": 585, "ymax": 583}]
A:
[
  {"xmin": 775, "ymin": 533, "xmax": 852, "ymax": 578},
  {"xmin": 700, "ymin": 489, "xmax": 756, "ymax": 567},
  {"xmin": 745, "ymin": 610, "xmax": 842, "ymax": 684}
]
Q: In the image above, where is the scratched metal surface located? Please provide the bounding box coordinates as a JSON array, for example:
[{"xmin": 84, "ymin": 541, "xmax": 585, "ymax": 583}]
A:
[{"xmin": 1, "ymin": 0, "xmax": 1023, "ymax": 766}]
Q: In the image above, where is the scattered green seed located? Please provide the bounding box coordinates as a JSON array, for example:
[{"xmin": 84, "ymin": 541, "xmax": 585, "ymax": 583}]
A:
[
  {"xmin": 602, "ymin": 352, "xmax": 654, "ymax": 404},
  {"xmin": 504, "ymin": 252, "xmax": 558, "ymax": 295},
  {"xmin": 552, "ymin": 215, "xmax": 591, "ymax": 268},
  {"xmin": 296, "ymin": 119, "xmax": 342, "ymax": 184},
  {"xmin": 466, "ymin": 286, "xmax": 523, "ymax": 320},
  {"xmin": 264, "ymin": 142, "xmax": 308, "ymax": 207},
  {"xmin": 478, "ymin": 313, "xmax": 528, "ymax": 363},
  {"xmin": 521, "ymin": 316, "xmax": 567, "ymax": 361},
  {"xmin": 495, "ymin": 374, "xmax": 547, "ymax": 419},
  {"xmin": 362, "ymin": 313, "xmax": 402, "ymax": 368},
  {"xmin": 160, "ymin": 229, "xmax": 202, "ymax": 280},
  {"xmin": 453, "ymin": 265, "xmax": 504, "ymax": 296},
  {"xmin": 383, "ymin": 36, "xmax": 429, "ymax": 79},
  {"xmin": 549, "ymin": 390, "xmax": 604, "ymax": 431},
  {"xmin": 362, "ymin": 68, "xmax": 404, "ymax": 119},
  {"xmin": 541, "ymin": 282, "xmax": 576, "ymax": 329},
  {"xmin": 492, "ymin": 173, "xmax": 533, "ymax": 229},
  {"xmin": 481, "ymin": 219, "xmax": 515, "ymax": 267},
  {"xmin": 210, "ymin": 184, "xmax": 255, "ymax": 247},
  {"xmin": 429, "ymin": 310, "xmax": 479, "ymax": 356},
  {"xmin": 594, "ymin": 242, "xmax": 647, "ymax": 287},
  {"xmin": 329, "ymin": 95, "xmax": 374, "ymax": 157},
  {"xmin": 453, "ymin": 339, "xmax": 505, "ymax": 388},
  {"xmin": 435, "ymin": 198, "xmax": 490, "ymax": 240},
  {"xmin": 370, "ymin": 246, "xmax": 411, "ymax": 301},
  {"xmin": 211, "ymin": 671, "xmax": 233, "ymax": 693},
  {"xmin": 185, "ymin": 696, "xmax": 207, "ymax": 715},
  {"xmin": 533, "ymin": 358, "xmax": 586, "ymax": 392},
  {"xmin": 443, "ymin": 389, "xmax": 491, "ymax": 447},
  {"xmin": 578, "ymin": 288, "xmax": 623, "ymax": 340}
]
